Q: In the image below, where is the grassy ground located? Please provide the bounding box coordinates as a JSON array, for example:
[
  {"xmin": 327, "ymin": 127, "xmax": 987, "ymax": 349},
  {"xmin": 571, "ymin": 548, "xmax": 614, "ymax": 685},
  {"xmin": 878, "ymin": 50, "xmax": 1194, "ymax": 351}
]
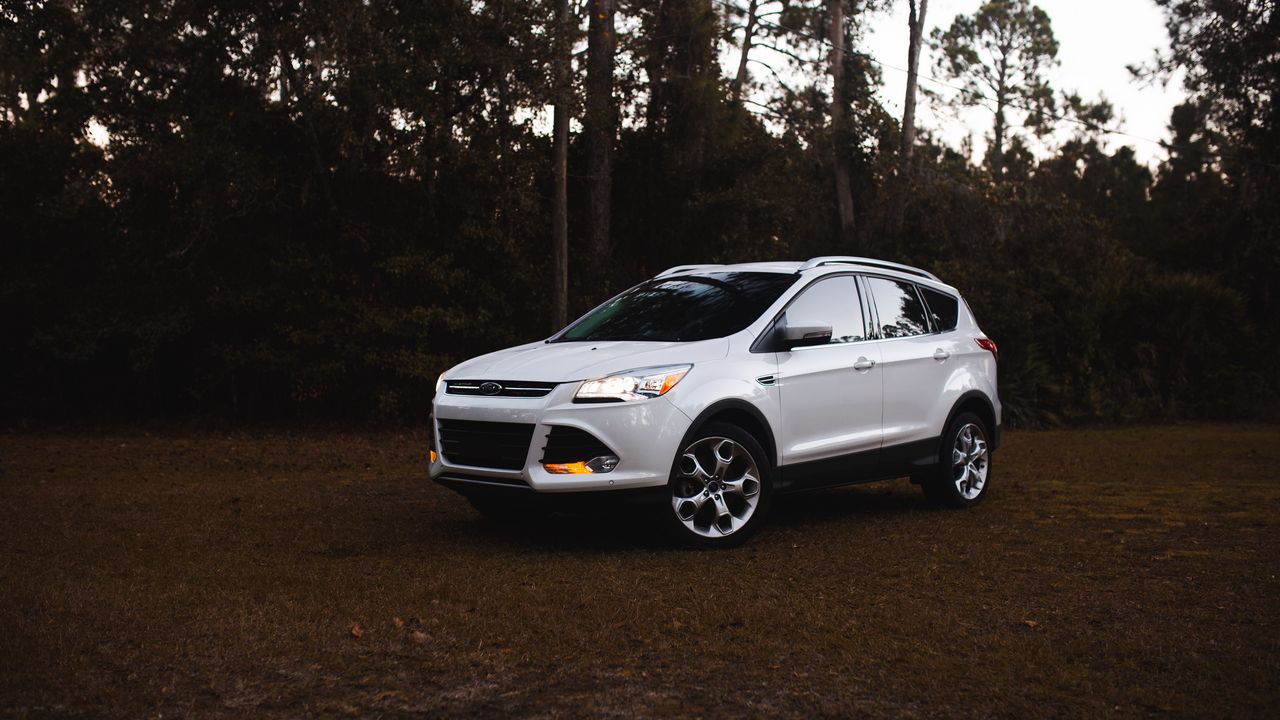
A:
[{"xmin": 1, "ymin": 424, "xmax": 1277, "ymax": 718}]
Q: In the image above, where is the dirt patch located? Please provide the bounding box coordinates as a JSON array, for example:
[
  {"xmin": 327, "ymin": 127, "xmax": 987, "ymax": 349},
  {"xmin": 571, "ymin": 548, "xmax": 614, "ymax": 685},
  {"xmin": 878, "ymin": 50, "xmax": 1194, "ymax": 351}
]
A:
[{"xmin": 1, "ymin": 424, "xmax": 1277, "ymax": 718}]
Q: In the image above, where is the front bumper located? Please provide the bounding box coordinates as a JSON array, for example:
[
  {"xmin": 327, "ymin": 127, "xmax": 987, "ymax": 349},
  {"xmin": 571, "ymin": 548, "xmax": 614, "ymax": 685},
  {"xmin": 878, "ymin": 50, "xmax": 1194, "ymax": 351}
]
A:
[{"xmin": 428, "ymin": 382, "xmax": 693, "ymax": 493}]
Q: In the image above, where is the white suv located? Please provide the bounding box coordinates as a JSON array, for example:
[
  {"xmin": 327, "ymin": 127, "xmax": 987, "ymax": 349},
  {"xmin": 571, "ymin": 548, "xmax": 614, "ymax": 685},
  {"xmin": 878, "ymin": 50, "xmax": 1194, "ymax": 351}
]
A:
[{"xmin": 430, "ymin": 257, "xmax": 1001, "ymax": 547}]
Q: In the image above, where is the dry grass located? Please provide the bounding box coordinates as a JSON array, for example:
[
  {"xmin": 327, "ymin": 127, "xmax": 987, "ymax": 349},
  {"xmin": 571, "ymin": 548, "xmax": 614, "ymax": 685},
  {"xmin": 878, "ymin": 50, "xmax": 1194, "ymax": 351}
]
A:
[{"xmin": 1, "ymin": 424, "xmax": 1277, "ymax": 718}]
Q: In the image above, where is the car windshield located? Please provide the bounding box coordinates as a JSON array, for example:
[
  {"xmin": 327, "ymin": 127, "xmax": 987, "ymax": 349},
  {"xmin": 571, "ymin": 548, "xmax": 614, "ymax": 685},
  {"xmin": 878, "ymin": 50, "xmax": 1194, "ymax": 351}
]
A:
[{"xmin": 553, "ymin": 272, "xmax": 797, "ymax": 343}]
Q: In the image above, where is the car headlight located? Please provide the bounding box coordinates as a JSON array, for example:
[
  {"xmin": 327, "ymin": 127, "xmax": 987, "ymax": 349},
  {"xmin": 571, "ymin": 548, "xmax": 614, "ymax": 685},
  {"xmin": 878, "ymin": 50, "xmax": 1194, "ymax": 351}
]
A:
[{"xmin": 574, "ymin": 365, "xmax": 691, "ymax": 403}]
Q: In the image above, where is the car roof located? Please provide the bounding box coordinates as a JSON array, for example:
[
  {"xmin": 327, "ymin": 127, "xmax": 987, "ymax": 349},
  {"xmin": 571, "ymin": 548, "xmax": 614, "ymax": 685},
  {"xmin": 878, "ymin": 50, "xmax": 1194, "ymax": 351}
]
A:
[
  {"xmin": 656, "ymin": 258, "xmax": 959, "ymax": 294},
  {"xmin": 657, "ymin": 261, "xmax": 803, "ymax": 275}
]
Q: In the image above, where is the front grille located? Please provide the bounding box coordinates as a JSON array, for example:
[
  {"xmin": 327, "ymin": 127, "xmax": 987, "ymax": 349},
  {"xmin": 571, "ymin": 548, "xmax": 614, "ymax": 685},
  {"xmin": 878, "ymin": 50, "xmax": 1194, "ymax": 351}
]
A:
[
  {"xmin": 446, "ymin": 380, "xmax": 558, "ymax": 398},
  {"xmin": 540, "ymin": 426, "xmax": 615, "ymax": 464},
  {"xmin": 437, "ymin": 419, "xmax": 535, "ymax": 470}
]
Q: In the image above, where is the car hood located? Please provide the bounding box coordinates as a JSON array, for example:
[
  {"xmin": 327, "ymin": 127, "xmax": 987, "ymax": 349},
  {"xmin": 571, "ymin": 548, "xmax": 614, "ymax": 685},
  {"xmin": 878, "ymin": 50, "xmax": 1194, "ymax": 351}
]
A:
[{"xmin": 445, "ymin": 338, "xmax": 730, "ymax": 383}]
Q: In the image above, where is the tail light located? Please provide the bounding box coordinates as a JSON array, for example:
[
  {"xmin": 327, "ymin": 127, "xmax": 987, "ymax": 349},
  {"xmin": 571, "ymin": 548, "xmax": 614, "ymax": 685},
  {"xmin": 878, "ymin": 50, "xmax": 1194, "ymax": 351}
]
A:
[{"xmin": 975, "ymin": 337, "xmax": 998, "ymax": 361}]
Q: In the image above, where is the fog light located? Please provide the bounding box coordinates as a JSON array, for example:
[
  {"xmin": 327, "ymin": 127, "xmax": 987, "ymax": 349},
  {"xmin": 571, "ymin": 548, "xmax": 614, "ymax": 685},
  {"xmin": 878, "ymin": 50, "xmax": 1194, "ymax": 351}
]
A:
[
  {"xmin": 586, "ymin": 455, "xmax": 619, "ymax": 473},
  {"xmin": 543, "ymin": 455, "xmax": 619, "ymax": 474}
]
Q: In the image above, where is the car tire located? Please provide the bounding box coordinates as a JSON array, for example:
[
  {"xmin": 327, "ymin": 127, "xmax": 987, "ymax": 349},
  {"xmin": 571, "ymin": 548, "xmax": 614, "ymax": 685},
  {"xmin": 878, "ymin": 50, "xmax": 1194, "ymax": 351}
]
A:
[
  {"xmin": 664, "ymin": 421, "xmax": 773, "ymax": 549},
  {"xmin": 922, "ymin": 411, "xmax": 992, "ymax": 508}
]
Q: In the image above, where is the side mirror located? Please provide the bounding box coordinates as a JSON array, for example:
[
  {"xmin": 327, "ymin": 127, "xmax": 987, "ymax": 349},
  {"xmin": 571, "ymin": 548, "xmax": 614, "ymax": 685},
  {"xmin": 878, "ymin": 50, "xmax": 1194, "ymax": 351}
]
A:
[{"xmin": 776, "ymin": 317, "xmax": 832, "ymax": 350}]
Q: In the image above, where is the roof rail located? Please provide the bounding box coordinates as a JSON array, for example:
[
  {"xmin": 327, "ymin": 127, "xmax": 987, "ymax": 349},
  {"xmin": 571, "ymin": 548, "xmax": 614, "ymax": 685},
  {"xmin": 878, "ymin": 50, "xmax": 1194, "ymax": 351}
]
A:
[
  {"xmin": 796, "ymin": 256, "xmax": 939, "ymax": 281},
  {"xmin": 656, "ymin": 264, "xmax": 724, "ymax": 278}
]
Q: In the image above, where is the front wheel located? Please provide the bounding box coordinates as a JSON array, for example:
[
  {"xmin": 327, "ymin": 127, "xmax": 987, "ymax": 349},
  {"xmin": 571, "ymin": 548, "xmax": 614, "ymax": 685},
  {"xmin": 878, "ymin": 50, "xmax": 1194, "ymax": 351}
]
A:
[
  {"xmin": 921, "ymin": 412, "xmax": 992, "ymax": 508},
  {"xmin": 664, "ymin": 422, "xmax": 773, "ymax": 549}
]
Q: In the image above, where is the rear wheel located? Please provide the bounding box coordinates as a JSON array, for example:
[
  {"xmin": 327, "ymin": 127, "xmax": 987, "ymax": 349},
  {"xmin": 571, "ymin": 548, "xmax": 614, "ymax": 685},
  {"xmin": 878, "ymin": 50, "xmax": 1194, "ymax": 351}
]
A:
[
  {"xmin": 922, "ymin": 412, "xmax": 992, "ymax": 508},
  {"xmin": 664, "ymin": 422, "xmax": 773, "ymax": 548}
]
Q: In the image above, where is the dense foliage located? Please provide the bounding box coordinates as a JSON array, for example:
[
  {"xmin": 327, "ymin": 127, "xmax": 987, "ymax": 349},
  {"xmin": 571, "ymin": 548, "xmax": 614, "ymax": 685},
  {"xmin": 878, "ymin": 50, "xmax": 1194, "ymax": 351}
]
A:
[{"xmin": 1, "ymin": 0, "xmax": 1276, "ymax": 424}]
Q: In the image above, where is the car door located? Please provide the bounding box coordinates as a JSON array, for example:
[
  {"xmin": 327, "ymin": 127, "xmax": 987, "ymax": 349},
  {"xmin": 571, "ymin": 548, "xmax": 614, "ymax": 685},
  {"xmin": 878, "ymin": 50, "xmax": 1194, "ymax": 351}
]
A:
[
  {"xmin": 863, "ymin": 276, "xmax": 950, "ymax": 453},
  {"xmin": 774, "ymin": 275, "xmax": 883, "ymax": 487}
]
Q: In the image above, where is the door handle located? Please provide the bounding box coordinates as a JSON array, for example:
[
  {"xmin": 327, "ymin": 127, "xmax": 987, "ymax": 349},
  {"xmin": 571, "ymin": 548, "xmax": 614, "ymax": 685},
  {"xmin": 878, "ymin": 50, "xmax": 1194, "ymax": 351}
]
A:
[
  {"xmin": 933, "ymin": 349, "xmax": 950, "ymax": 361},
  {"xmin": 852, "ymin": 357, "xmax": 876, "ymax": 371}
]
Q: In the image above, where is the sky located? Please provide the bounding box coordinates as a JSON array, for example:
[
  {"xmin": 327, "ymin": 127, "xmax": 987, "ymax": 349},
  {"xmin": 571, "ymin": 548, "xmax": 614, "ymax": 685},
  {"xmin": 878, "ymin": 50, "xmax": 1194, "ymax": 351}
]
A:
[{"xmin": 858, "ymin": 0, "xmax": 1184, "ymax": 165}]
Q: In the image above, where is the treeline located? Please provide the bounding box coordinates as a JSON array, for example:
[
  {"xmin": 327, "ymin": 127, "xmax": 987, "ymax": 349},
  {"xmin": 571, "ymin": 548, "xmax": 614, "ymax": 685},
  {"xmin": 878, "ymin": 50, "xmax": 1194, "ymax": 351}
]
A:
[{"xmin": 1, "ymin": 0, "xmax": 1276, "ymax": 425}]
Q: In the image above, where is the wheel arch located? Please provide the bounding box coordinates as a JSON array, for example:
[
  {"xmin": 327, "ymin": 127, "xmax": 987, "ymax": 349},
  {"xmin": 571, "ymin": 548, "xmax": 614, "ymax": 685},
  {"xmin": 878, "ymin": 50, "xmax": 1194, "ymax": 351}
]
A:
[
  {"xmin": 679, "ymin": 399, "xmax": 778, "ymax": 469},
  {"xmin": 942, "ymin": 390, "xmax": 1000, "ymax": 452}
]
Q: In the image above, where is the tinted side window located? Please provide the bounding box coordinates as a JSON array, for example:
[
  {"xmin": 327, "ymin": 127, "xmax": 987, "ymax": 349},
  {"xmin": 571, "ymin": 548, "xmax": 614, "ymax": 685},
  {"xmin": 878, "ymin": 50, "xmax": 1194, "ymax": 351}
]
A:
[
  {"xmin": 866, "ymin": 277, "xmax": 930, "ymax": 338},
  {"xmin": 783, "ymin": 276, "xmax": 867, "ymax": 344},
  {"xmin": 920, "ymin": 288, "xmax": 960, "ymax": 332}
]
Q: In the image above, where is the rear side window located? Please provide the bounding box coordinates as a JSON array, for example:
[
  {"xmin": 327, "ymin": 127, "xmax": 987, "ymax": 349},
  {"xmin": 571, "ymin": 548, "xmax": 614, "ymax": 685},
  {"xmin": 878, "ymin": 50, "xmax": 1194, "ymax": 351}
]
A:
[
  {"xmin": 866, "ymin": 277, "xmax": 930, "ymax": 338},
  {"xmin": 783, "ymin": 276, "xmax": 867, "ymax": 344},
  {"xmin": 920, "ymin": 287, "xmax": 960, "ymax": 332}
]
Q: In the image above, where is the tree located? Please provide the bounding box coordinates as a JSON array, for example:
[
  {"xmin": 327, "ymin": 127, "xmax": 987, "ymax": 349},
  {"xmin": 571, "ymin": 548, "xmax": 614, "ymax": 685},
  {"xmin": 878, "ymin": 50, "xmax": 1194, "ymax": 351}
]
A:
[
  {"xmin": 729, "ymin": 0, "xmax": 761, "ymax": 105},
  {"xmin": 1036, "ymin": 93, "xmax": 1154, "ymax": 252},
  {"xmin": 585, "ymin": 0, "xmax": 617, "ymax": 289},
  {"xmin": 899, "ymin": 0, "xmax": 927, "ymax": 165},
  {"xmin": 1148, "ymin": 0, "xmax": 1278, "ymax": 327},
  {"xmin": 2, "ymin": 0, "xmax": 1275, "ymax": 425},
  {"xmin": 931, "ymin": 0, "xmax": 1058, "ymax": 175},
  {"xmin": 551, "ymin": 0, "xmax": 571, "ymax": 330},
  {"xmin": 828, "ymin": 0, "xmax": 857, "ymax": 241},
  {"xmin": 1150, "ymin": 101, "xmax": 1225, "ymax": 270},
  {"xmin": 623, "ymin": 0, "xmax": 724, "ymax": 267},
  {"xmin": 722, "ymin": 0, "xmax": 807, "ymax": 118}
]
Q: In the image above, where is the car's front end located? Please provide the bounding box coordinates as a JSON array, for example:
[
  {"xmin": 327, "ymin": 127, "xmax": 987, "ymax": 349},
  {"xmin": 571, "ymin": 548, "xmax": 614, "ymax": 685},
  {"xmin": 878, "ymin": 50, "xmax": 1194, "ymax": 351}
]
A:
[{"xmin": 428, "ymin": 362, "xmax": 698, "ymax": 500}]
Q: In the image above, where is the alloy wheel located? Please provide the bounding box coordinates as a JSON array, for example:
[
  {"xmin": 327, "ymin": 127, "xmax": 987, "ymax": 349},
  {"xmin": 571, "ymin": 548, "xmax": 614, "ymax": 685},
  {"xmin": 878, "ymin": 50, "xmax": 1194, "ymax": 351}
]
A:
[
  {"xmin": 671, "ymin": 436, "xmax": 762, "ymax": 537},
  {"xmin": 952, "ymin": 422, "xmax": 989, "ymax": 500}
]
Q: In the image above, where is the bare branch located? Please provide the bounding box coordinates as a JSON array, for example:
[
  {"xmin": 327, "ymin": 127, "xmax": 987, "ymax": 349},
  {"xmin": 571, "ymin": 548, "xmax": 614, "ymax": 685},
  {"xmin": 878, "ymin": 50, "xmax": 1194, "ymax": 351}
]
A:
[
  {"xmin": 754, "ymin": 42, "xmax": 813, "ymax": 65},
  {"xmin": 747, "ymin": 57, "xmax": 794, "ymax": 93}
]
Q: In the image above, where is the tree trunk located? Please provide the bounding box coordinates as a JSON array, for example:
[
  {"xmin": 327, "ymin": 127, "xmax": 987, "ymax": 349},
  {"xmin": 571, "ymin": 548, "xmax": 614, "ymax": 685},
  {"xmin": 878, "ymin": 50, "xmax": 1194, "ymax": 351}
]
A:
[
  {"xmin": 279, "ymin": 50, "xmax": 336, "ymax": 213},
  {"xmin": 900, "ymin": 0, "xmax": 927, "ymax": 165},
  {"xmin": 585, "ymin": 0, "xmax": 616, "ymax": 287},
  {"xmin": 828, "ymin": 0, "xmax": 856, "ymax": 244},
  {"xmin": 891, "ymin": 0, "xmax": 928, "ymax": 239},
  {"xmin": 990, "ymin": 51, "xmax": 1011, "ymax": 176},
  {"xmin": 991, "ymin": 93, "xmax": 1007, "ymax": 175},
  {"xmin": 730, "ymin": 0, "xmax": 760, "ymax": 105},
  {"xmin": 551, "ymin": 0, "xmax": 570, "ymax": 330}
]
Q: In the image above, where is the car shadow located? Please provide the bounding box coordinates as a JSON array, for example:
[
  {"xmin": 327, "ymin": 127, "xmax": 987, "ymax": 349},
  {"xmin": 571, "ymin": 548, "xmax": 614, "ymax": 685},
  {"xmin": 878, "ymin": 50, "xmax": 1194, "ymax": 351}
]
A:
[
  {"xmin": 411, "ymin": 478, "xmax": 939, "ymax": 553},
  {"xmin": 770, "ymin": 480, "xmax": 937, "ymax": 529}
]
